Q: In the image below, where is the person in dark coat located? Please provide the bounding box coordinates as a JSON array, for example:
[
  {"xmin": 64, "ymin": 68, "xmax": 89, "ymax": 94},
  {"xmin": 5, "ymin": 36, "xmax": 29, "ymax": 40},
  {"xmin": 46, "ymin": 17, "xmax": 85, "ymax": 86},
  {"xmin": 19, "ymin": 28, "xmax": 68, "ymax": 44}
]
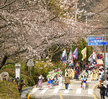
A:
[
  {"xmin": 106, "ymin": 84, "xmax": 108, "ymax": 97},
  {"xmin": 18, "ymin": 80, "xmax": 25, "ymax": 95},
  {"xmin": 74, "ymin": 70, "xmax": 78, "ymax": 79},
  {"xmin": 74, "ymin": 66, "xmax": 80, "ymax": 80},
  {"xmin": 98, "ymin": 83, "xmax": 106, "ymax": 99},
  {"xmin": 15, "ymin": 77, "xmax": 20, "ymax": 85}
]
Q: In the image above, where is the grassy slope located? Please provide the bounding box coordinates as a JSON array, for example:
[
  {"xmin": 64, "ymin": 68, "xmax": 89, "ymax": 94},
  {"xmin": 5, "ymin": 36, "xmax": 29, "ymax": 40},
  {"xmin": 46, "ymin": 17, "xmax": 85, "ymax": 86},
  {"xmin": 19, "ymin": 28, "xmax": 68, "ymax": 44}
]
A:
[{"xmin": 0, "ymin": 81, "xmax": 20, "ymax": 99}]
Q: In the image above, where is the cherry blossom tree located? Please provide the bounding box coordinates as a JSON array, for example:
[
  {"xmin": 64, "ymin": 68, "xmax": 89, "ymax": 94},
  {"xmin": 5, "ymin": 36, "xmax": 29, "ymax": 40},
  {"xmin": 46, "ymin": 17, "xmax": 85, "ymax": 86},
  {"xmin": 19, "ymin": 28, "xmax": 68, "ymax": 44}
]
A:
[{"xmin": 0, "ymin": 0, "xmax": 96, "ymax": 69}]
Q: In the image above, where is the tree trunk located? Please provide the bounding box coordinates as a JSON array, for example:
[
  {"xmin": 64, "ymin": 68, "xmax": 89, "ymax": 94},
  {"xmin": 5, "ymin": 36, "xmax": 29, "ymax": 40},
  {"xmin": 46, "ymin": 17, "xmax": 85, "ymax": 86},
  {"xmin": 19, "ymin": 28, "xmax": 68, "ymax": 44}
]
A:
[
  {"xmin": 31, "ymin": 66, "xmax": 34, "ymax": 76},
  {"xmin": 25, "ymin": 60, "xmax": 28, "ymax": 71},
  {"xmin": 0, "ymin": 55, "xmax": 8, "ymax": 69}
]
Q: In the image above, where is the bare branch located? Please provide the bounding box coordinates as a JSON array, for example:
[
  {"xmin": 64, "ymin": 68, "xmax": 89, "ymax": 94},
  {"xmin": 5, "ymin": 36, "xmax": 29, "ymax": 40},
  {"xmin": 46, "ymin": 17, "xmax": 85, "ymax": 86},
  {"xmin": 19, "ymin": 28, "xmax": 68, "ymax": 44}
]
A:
[
  {"xmin": 4, "ymin": 0, "xmax": 8, "ymax": 5},
  {"xmin": 0, "ymin": 0, "xmax": 16, "ymax": 9},
  {"xmin": 96, "ymin": 7, "xmax": 108, "ymax": 15}
]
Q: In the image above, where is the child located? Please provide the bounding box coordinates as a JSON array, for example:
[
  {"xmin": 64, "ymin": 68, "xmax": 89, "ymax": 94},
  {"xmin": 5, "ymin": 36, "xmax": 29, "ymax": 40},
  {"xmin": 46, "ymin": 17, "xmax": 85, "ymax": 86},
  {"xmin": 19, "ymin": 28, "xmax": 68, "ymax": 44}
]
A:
[
  {"xmin": 38, "ymin": 75, "xmax": 44, "ymax": 89},
  {"xmin": 47, "ymin": 76, "xmax": 51, "ymax": 87},
  {"xmin": 50, "ymin": 76, "xmax": 53, "ymax": 88},
  {"xmin": 83, "ymin": 76, "xmax": 87, "ymax": 89}
]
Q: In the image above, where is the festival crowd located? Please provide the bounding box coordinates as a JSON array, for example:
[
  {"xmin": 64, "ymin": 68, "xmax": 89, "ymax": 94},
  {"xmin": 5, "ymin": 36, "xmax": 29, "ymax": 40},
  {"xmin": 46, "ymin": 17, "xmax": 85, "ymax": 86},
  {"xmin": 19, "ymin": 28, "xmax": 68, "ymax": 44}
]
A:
[{"xmin": 37, "ymin": 62, "xmax": 108, "ymax": 99}]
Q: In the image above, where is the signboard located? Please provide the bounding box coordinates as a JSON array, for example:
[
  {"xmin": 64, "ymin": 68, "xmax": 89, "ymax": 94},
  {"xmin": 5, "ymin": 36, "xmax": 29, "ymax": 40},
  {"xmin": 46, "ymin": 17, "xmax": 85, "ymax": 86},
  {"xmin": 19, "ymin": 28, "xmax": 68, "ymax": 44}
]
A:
[
  {"xmin": 27, "ymin": 59, "xmax": 34, "ymax": 66},
  {"xmin": 88, "ymin": 42, "xmax": 107, "ymax": 46},
  {"xmin": 88, "ymin": 37, "xmax": 103, "ymax": 42},
  {"xmin": 105, "ymin": 53, "xmax": 108, "ymax": 68},
  {"xmin": 88, "ymin": 37, "xmax": 103, "ymax": 46},
  {"xmin": 99, "ymin": 42, "xmax": 107, "ymax": 45},
  {"xmin": 15, "ymin": 63, "xmax": 21, "ymax": 79},
  {"xmin": 16, "ymin": 68, "xmax": 20, "ymax": 79}
]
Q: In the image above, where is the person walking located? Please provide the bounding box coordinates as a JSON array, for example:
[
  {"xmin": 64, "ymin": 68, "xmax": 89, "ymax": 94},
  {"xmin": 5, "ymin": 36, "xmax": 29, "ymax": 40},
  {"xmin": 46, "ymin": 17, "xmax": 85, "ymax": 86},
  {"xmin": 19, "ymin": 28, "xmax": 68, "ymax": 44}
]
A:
[
  {"xmin": 50, "ymin": 76, "xmax": 53, "ymax": 88},
  {"xmin": 106, "ymin": 85, "xmax": 108, "ymax": 97},
  {"xmin": 74, "ymin": 67, "xmax": 79, "ymax": 80},
  {"xmin": 103, "ymin": 77, "xmax": 108, "ymax": 97},
  {"xmin": 81, "ymin": 76, "xmax": 83, "ymax": 88},
  {"xmin": 38, "ymin": 75, "xmax": 44, "ymax": 89},
  {"xmin": 18, "ymin": 80, "xmax": 25, "ymax": 95},
  {"xmin": 99, "ymin": 69, "xmax": 104, "ymax": 86},
  {"xmin": 47, "ymin": 76, "xmax": 50, "ymax": 87},
  {"xmin": 64, "ymin": 74, "xmax": 70, "ymax": 90},
  {"xmin": 58, "ymin": 75, "xmax": 63, "ymax": 88},
  {"xmin": 98, "ymin": 83, "xmax": 106, "ymax": 99},
  {"xmin": 54, "ymin": 74, "xmax": 58, "ymax": 85},
  {"xmin": 83, "ymin": 76, "xmax": 87, "ymax": 89},
  {"xmin": 15, "ymin": 77, "xmax": 20, "ymax": 85}
]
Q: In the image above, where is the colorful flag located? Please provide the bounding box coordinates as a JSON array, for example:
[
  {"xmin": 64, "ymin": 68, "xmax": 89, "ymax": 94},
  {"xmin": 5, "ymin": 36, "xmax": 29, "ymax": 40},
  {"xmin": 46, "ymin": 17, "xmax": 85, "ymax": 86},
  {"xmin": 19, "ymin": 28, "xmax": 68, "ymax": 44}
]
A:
[
  {"xmin": 61, "ymin": 49, "xmax": 67, "ymax": 64},
  {"xmin": 88, "ymin": 51, "xmax": 97, "ymax": 66},
  {"xmin": 88, "ymin": 52, "xmax": 97, "ymax": 61},
  {"xmin": 72, "ymin": 47, "xmax": 78, "ymax": 59},
  {"xmin": 68, "ymin": 48, "xmax": 74, "ymax": 66},
  {"xmin": 81, "ymin": 47, "xmax": 87, "ymax": 61}
]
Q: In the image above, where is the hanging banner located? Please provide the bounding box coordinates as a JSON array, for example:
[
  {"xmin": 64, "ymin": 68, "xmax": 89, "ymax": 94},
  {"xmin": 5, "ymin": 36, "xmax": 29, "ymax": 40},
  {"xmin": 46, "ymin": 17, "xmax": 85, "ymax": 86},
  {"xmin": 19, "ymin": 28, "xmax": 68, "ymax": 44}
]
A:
[
  {"xmin": 68, "ymin": 48, "xmax": 73, "ymax": 66},
  {"xmin": 81, "ymin": 47, "xmax": 87, "ymax": 61},
  {"xmin": 72, "ymin": 47, "xmax": 78, "ymax": 59},
  {"xmin": 61, "ymin": 49, "xmax": 67, "ymax": 64}
]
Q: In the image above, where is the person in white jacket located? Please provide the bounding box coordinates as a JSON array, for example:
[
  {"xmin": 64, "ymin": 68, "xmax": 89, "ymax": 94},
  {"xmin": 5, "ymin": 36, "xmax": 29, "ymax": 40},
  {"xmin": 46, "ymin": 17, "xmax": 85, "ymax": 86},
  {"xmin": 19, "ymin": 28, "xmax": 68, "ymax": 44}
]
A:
[{"xmin": 58, "ymin": 75, "xmax": 63, "ymax": 88}]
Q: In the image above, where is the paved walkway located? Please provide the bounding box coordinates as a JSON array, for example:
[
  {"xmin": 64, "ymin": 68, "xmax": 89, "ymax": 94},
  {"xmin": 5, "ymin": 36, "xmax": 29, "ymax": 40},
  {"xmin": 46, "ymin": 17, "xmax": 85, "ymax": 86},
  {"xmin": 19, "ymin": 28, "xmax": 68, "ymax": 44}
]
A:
[{"xmin": 27, "ymin": 78, "xmax": 99, "ymax": 99}]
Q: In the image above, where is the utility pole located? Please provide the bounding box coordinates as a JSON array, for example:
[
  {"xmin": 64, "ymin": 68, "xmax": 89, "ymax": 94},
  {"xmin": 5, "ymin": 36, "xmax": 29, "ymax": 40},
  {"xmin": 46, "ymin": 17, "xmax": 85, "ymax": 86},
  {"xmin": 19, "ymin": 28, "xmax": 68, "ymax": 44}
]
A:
[{"xmin": 104, "ymin": 32, "xmax": 106, "ymax": 80}]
